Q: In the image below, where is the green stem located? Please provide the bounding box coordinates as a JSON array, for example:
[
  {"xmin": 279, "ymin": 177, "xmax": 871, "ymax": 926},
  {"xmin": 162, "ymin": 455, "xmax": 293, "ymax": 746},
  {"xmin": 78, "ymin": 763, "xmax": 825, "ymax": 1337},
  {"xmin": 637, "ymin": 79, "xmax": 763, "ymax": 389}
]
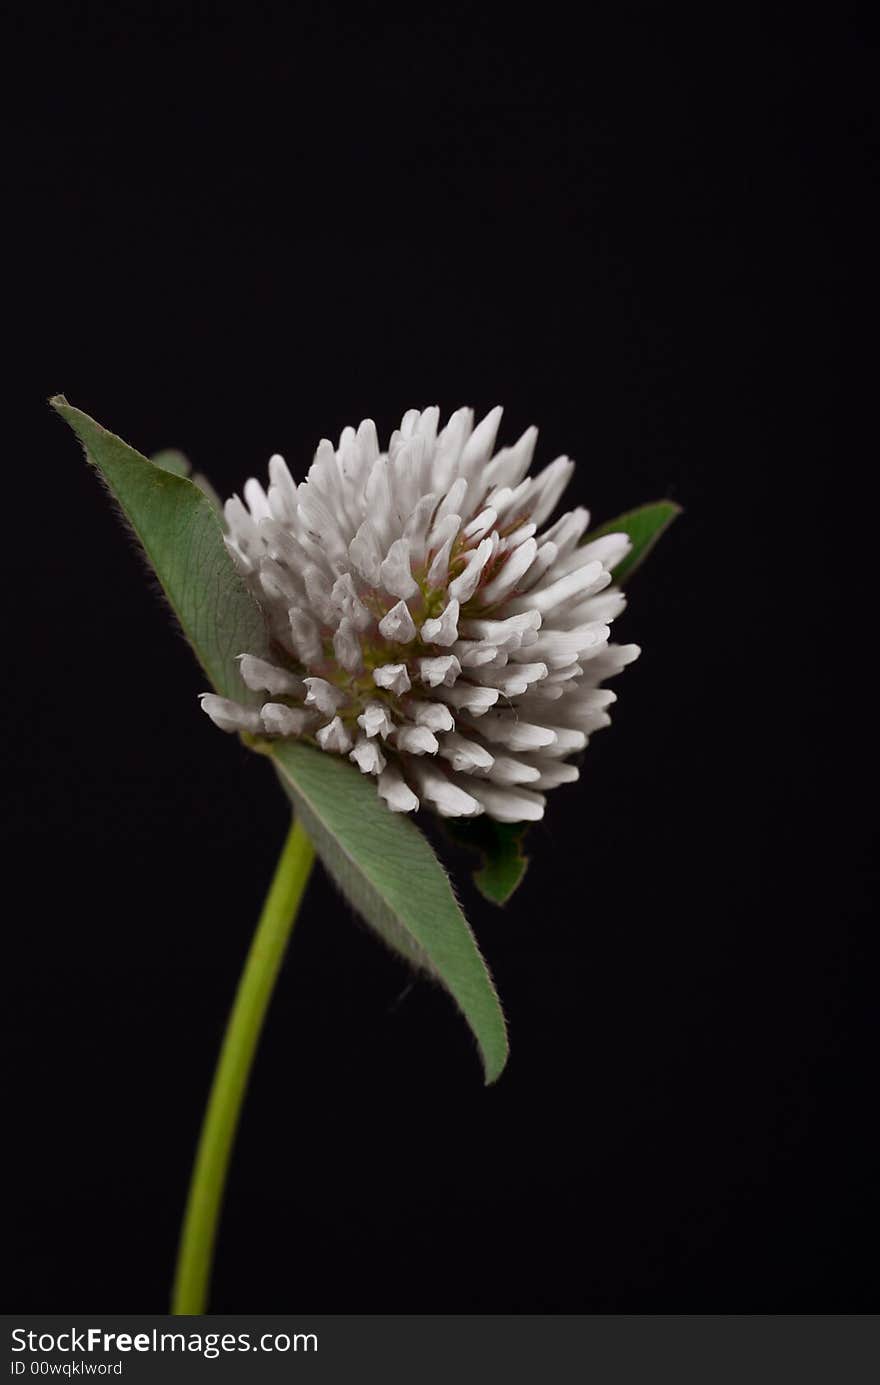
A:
[{"xmin": 171, "ymin": 816, "xmax": 316, "ymax": 1314}]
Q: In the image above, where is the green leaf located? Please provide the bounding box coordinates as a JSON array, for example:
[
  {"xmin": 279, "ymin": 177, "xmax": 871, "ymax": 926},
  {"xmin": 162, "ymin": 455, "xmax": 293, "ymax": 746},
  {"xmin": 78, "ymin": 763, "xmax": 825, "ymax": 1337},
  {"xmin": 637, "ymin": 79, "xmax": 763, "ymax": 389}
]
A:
[
  {"xmin": 51, "ymin": 397, "xmax": 269, "ymax": 700},
  {"xmin": 445, "ymin": 819, "xmax": 530, "ymax": 906},
  {"xmin": 586, "ymin": 499, "xmax": 682, "ymax": 585},
  {"xmin": 272, "ymin": 741, "xmax": 509, "ymax": 1083}
]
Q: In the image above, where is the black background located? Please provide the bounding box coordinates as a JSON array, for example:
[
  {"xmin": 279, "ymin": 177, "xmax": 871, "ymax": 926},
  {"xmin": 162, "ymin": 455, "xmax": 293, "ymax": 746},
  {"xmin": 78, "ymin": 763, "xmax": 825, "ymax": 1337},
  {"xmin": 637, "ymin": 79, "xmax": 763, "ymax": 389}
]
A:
[{"xmin": 5, "ymin": 5, "xmax": 876, "ymax": 1311}]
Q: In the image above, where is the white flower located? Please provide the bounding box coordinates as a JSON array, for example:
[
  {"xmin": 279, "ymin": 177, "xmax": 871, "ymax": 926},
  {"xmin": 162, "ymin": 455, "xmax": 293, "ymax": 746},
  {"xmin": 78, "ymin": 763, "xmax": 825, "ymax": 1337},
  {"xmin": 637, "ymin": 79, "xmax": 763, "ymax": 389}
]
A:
[{"xmin": 201, "ymin": 406, "xmax": 640, "ymax": 821}]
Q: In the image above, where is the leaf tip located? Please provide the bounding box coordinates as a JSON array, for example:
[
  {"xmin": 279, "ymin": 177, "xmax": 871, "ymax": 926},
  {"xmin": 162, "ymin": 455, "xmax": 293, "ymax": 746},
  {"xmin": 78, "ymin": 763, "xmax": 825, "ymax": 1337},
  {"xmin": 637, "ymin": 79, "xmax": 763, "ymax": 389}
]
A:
[
  {"xmin": 444, "ymin": 817, "xmax": 531, "ymax": 907},
  {"xmin": 482, "ymin": 1043, "xmax": 510, "ymax": 1086},
  {"xmin": 476, "ymin": 852, "xmax": 529, "ymax": 906}
]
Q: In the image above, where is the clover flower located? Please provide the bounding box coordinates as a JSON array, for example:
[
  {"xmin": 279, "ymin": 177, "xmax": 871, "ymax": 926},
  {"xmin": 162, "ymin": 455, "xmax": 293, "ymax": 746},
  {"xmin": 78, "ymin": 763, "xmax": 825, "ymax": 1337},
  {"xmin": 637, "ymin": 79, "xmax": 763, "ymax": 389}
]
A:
[
  {"xmin": 201, "ymin": 406, "xmax": 640, "ymax": 821},
  {"xmin": 54, "ymin": 393, "xmax": 678, "ymax": 1311}
]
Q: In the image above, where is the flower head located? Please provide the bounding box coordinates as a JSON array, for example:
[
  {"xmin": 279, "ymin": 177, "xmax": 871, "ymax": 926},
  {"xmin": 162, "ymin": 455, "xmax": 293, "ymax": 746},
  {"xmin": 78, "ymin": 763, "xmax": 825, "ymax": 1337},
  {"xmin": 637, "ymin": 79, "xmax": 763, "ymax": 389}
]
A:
[{"xmin": 201, "ymin": 406, "xmax": 640, "ymax": 821}]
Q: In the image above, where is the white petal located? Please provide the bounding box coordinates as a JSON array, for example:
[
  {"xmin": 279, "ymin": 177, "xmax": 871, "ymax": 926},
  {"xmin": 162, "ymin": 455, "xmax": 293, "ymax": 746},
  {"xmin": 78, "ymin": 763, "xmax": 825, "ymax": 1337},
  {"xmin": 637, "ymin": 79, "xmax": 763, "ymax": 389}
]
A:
[
  {"xmin": 364, "ymin": 457, "xmax": 396, "ymax": 550},
  {"xmin": 331, "ymin": 572, "xmax": 371, "ymax": 630},
  {"xmin": 448, "ymin": 537, "xmax": 494, "ymax": 604},
  {"xmin": 432, "ymin": 407, "xmax": 474, "ymax": 489},
  {"xmin": 438, "ymin": 683, "xmax": 500, "ymax": 715},
  {"xmin": 267, "ymin": 454, "xmax": 298, "ymax": 519},
  {"xmin": 407, "ymin": 700, "xmax": 455, "ymax": 732},
  {"xmin": 349, "ymin": 736, "xmax": 387, "ymax": 775},
  {"xmin": 303, "ymin": 677, "xmax": 347, "ymax": 716},
  {"xmin": 431, "ymin": 478, "xmax": 468, "ymax": 532},
  {"xmin": 333, "ymin": 619, "xmax": 363, "ymax": 673},
  {"xmin": 462, "ymin": 507, "xmax": 498, "ymax": 542},
  {"xmin": 260, "ymin": 522, "xmax": 308, "ymax": 578},
  {"xmin": 458, "ymin": 778, "xmax": 545, "ymax": 822},
  {"xmin": 454, "ymin": 640, "xmax": 501, "ymax": 667},
  {"xmin": 513, "ymin": 623, "xmax": 609, "ymax": 669},
  {"xmin": 377, "ymin": 765, "xmax": 420, "ymax": 813},
  {"xmin": 395, "ymin": 725, "xmax": 439, "ymax": 755},
  {"xmin": 316, "ymin": 716, "xmax": 353, "ymax": 753},
  {"xmin": 402, "ymin": 492, "xmax": 439, "ymax": 562},
  {"xmin": 480, "ymin": 649, "xmax": 509, "ymax": 670},
  {"xmin": 459, "ymin": 610, "xmax": 541, "ymax": 646},
  {"xmin": 527, "ymin": 456, "xmax": 575, "ymax": 527},
  {"xmin": 542, "ymin": 662, "xmax": 583, "ymax": 684},
  {"xmin": 479, "ymin": 536, "xmax": 537, "ymax": 604},
  {"xmin": 421, "ymin": 598, "xmax": 460, "ymax": 647},
  {"xmin": 399, "ymin": 407, "xmax": 420, "ymax": 438},
  {"xmin": 259, "ymin": 559, "xmax": 300, "ymax": 608},
  {"xmin": 373, "ymin": 663, "xmax": 411, "ymax": 696},
  {"xmin": 380, "ymin": 537, "xmax": 419, "ymax": 599},
  {"xmin": 507, "ymin": 559, "xmax": 610, "ymax": 615},
  {"xmin": 297, "ymin": 488, "xmax": 349, "ymax": 564},
  {"xmin": 415, "ymin": 406, "xmax": 440, "ymax": 445},
  {"xmin": 581, "ymin": 643, "xmax": 641, "ymax": 680},
  {"xmin": 553, "ymin": 688, "xmax": 618, "ymax": 720},
  {"xmin": 541, "ymin": 543, "xmax": 614, "ymax": 585},
  {"xmin": 303, "ymin": 565, "xmax": 336, "ymax": 624},
  {"xmin": 517, "ymin": 540, "xmax": 558, "ymax": 591},
  {"xmin": 576, "ymin": 531, "xmax": 632, "ymax": 570},
  {"xmin": 525, "ymin": 682, "xmax": 565, "ymax": 702},
  {"xmin": 224, "ymin": 495, "xmax": 261, "ymax": 556},
  {"xmin": 289, "ymin": 609, "xmax": 323, "ymax": 664},
  {"xmin": 418, "ymin": 655, "xmax": 462, "ymax": 688},
  {"xmin": 378, "ymin": 600, "xmax": 418, "ymax": 643},
  {"xmin": 502, "ymin": 521, "xmax": 538, "ymax": 549},
  {"xmin": 540, "ymin": 506, "xmax": 590, "ymax": 555},
  {"xmin": 459, "ymin": 405, "xmax": 503, "ymax": 476},
  {"xmin": 564, "ymin": 589, "xmax": 627, "ymax": 625},
  {"xmin": 473, "ymin": 661, "xmax": 548, "ymax": 697},
  {"xmin": 200, "ymin": 694, "xmax": 262, "ymax": 735},
  {"xmin": 337, "ymin": 432, "xmax": 369, "ymax": 512},
  {"xmin": 349, "ymin": 520, "xmax": 383, "ymax": 585},
  {"xmin": 238, "ymin": 655, "xmax": 303, "ymax": 697},
  {"xmin": 413, "ymin": 763, "xmax": 483, "ymax": 817},
  {"xmin": 482, "ymin": 427, "xmax": 538, "ymax": 497},
  {"xmin": 244, "ymin": 477, "xmax": 272, "ymax": 521},
  {"xmin": 356, "ymin": 417, "xmax": 380, "ymax": 463},
  {"xmin": 486, "ymin": 755, "xmax": 542, "ymax": 785},
  {"xmin": 358, "ymin": 701, "xmax": 395, "ymax": 738},
  {"xmin": 473, "ymin": 658, "xmax": 546, "ymax": 684},
  {"xmin": 528, "ymin": 760, "xmax": 580, "ymax": 790},
  {"xmin": 437, "ymin": 732, "xmax": 495, "ymax": 773},
  {"xmin": 426, "ymin": 524, "xmax": 459, "ymax": 586},
  {"xmin": 539, "ymin": 726, "xmax": 588, "ymax": 757},
  {"xmin": 473, "ymin": 714, "xmax": 558, "ymax": 751},
  {"xmin": 261, "ymin": 703, "xmax": 313, "ymax": 737}
]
